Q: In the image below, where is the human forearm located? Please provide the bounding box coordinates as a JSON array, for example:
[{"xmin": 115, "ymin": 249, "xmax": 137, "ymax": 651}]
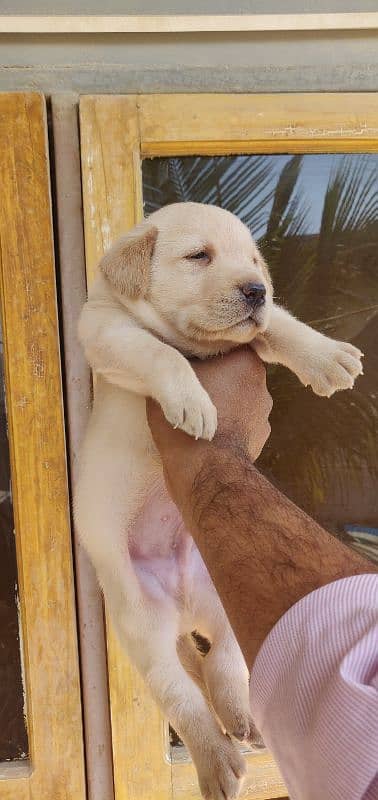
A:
[
  {"xmin": 147, "ymin": 348, "xmax": 373, "ymax": 666},
  {"xmin": 157, "ymin": 434, "xmax": 371, "ymax": 668},
  {"xmin": 147, "ymin": 348, "xmax": 377, "ymax": 800}
]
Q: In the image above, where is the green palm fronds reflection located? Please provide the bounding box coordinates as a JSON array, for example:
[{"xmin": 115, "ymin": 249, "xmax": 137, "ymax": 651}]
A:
[{"xmin": 143, "ymin": 153, "xmax": 378, "ymax": 536}]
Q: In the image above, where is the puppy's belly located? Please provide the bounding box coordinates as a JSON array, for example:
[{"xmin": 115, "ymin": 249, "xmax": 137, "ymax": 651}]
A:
[{"xmin": 129, "ymin": 480, "xmax": 211, "ymax": 606}]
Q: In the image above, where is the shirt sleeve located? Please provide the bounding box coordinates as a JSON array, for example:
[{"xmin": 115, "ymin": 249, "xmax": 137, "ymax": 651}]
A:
[{"xmin": 249, "ymin": 574, "xmax": 378, "ymax": 800}]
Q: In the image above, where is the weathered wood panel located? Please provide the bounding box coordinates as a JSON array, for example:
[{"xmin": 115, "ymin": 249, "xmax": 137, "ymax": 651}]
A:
[{"xmin": 0, "ymin": 92, "xmax": 85, "ymax": 800}]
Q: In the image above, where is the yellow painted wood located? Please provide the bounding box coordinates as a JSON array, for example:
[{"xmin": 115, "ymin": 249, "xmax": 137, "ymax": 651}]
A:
[
  {"xmin": 80, "ymin": 95, "xmax": 142, "ymax": 283},
  {"xmin": 139, "ymin": 93, "xmax": 378, "ymax": 155},
  {"xmin": 80, "ymin": 92, "xmax": 378, "ymax": 800},
  {"xmin": 1, "ymin": 12, "xmax": 377, "ymax": 33},
  {"xmin": 141, "ymin": 138, "xmax": 378, "ymax": 156},
  {"xmin": 80, "ymin": 95, "xmax": 173, "ymax": 800},
  {"xmin": 0, "ymin": 93, "xmax": 85, "ymax": 800}
]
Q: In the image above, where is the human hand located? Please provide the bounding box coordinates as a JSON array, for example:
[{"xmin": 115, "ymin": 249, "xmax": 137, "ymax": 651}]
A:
[{"xmin": 147, "ymin": 347, "xmax": 272, "ymax": 465}]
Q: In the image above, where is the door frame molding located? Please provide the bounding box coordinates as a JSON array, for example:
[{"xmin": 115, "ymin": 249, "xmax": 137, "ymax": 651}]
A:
[
  {"xmin": 79, "ymin": 90, "xmax": 378, "ymax": 800},
  {"xmin": 0, "ymin": 93, "xmax": 85, "ymax": 800}
]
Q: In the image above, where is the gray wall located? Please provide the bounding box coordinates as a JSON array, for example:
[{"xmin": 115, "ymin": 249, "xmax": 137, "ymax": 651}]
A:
[{"xmin": 0, "ymin": 1, "xmax": 377, "ymax": 93}]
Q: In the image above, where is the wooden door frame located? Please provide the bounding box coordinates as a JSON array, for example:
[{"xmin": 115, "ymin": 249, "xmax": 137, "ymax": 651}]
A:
[
  {"xmin": 79, "ymin": 92, "xmax": 377, "ymax": 800},
  {"xmin": 0, "ymin": 93, "xmax": 86, "ymax": 800},
  {"xmin": 51, "ymin": 93, "xmax": 115, "ymax": 800}
]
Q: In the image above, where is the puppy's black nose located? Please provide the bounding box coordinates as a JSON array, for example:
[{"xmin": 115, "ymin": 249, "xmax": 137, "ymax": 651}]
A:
[{"xmin": 241, "ymin": 282, "xmax": 266, "ymax": 307}]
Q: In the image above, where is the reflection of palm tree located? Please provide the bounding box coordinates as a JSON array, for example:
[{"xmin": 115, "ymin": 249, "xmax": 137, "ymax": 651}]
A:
[
  {"xmin": 259, "ymin": 154, "xmax": 378, "ymax": 523},
  {"xmin": 262, "ymin": 155, "xmax": 378, "ymax": 324},
  {"xmin": 265, "ymin": 155, "xmax": 307, "ymax": 240},
  {"xmin": 143, "ymin": 154, "xmax": 378, "ymax": 534},
  {"xmin": 144, "ymin": 155, "xmax": 278, "ymax": 234},
  {"xmin": 318, "ymin": 156, "xmax": 377, "ymax": 264}
]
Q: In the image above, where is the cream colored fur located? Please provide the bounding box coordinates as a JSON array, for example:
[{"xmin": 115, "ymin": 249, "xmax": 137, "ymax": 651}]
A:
[{"xmin": 75, "ymin": 203, "xmax": 363, "ymax": 800}]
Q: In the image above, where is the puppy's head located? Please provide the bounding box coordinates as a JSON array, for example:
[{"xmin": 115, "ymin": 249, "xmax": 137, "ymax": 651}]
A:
[{"xmin": 100, "ymin": 202, "xmax": 273, "ymax": 349}]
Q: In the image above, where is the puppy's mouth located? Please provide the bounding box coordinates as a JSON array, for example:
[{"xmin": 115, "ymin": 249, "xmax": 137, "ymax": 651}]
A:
[
  {"xmin": 223, "ymin": 307, "xmax": 267, "ymax": 332},
  {"xmin": 191, "ymin": 309, "xmax": 267, "ymax": 342},
  {"xmin": 166, "ymin": 292, "xmax": 270, "ymax": 345}
]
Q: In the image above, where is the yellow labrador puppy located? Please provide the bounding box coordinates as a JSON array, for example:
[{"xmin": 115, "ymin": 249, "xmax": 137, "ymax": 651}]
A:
[{"xmin": 76, "ymin": 202, "xmax": 362, "ymax": 800}]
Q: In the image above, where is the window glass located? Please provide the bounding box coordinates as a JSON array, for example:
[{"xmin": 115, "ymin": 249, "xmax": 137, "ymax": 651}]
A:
[
  {"xmin": 143, "ymin": 153, "xmax": 378, "ymax": 554},
  {"xmin": 143, "ymin": 153, "xmax": 378, "ymax": 756}
]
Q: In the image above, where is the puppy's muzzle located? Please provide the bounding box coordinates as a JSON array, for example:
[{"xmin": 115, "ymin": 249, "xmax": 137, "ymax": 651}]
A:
[{"xmin": 240, "ymin": 282, "xmax": 266, "ymax": 309}]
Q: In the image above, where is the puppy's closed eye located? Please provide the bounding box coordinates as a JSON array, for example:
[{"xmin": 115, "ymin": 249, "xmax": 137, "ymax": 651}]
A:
[{"xmin": 186, "ymin": 250, "xmax": 211, "ymax": 265}]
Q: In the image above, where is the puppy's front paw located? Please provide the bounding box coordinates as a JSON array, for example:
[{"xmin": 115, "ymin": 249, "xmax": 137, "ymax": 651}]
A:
[
  {"xmin": 301, "ymin": 338, "xmax": 363, "ymax": 397},
  {"xmin": 160, "ymin": 380, "xmax": 217, "ymax": 441}
]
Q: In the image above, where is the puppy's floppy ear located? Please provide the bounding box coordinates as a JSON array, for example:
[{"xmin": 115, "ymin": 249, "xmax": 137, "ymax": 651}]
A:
[{"xmin": 99, "ymin": 224, "xmax": 158, "ymax": 298}]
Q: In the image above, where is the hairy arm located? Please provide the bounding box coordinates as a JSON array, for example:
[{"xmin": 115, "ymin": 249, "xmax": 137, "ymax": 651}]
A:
[
  {"xmin": 178, "ymin": 448, "xmax": 369, "ymax": 667},
  {"xmin": 147, "ymin": 348, "xmax": 372, "ymax": 667}
]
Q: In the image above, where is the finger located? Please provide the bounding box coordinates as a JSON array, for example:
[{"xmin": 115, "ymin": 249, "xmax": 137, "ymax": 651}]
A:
[{"xmin": 146, "ymin": 397, "xmax": 173, "ymax": 445}]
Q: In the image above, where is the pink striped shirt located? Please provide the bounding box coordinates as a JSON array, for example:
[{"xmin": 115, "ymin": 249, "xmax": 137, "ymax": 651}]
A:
[{"xmin": 250, "ymin": 574, "xmax": 378, "ymax": 800}]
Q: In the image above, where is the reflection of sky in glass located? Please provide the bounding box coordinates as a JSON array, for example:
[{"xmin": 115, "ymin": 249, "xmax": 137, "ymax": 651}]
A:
[
  {"xmin": 143, "ymin": 152, "xmax": 377, "ymax": 244},
  {"xmin": 221, "ymin": 154, "xmax": 377, "ymax": 238}
]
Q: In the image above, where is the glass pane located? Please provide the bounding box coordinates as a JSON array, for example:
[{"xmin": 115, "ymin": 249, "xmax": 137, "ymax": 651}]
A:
[
  {"xmin": 143, "ymin": 153, "xmax": 378, "ymax": 548},
  {"xmin": 0, "ymin": 319, "xmax": 28, "ymax": 761},
  {"xmin": 143, "ymin": 153, "xmax": 378, "ymax": 757}
]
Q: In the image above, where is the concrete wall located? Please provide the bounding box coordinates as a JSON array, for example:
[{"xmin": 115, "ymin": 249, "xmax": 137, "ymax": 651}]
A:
[{"xmin": 0, "ymin": 1, "xmax": 377, "ymax": 93}]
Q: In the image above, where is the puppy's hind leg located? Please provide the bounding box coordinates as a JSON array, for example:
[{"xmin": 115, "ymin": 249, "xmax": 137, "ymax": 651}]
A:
[
  {"xmin": 177, "ymin": 633, "xmax": 208, "ymax": 696},
  {"xmin": 107, "ymin": 596, "xmax": 247, "ymax": 800},
  {"xmin": 193, "ymin": 580, "xmax": 263, "ymax": 749},
  {"xmin": 203, "ymin": 620, "xmax": 264, "ymax": 750},
  {"xmin": 75, "ymin": 471, "xmax": 246, "ymax": 799}
]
